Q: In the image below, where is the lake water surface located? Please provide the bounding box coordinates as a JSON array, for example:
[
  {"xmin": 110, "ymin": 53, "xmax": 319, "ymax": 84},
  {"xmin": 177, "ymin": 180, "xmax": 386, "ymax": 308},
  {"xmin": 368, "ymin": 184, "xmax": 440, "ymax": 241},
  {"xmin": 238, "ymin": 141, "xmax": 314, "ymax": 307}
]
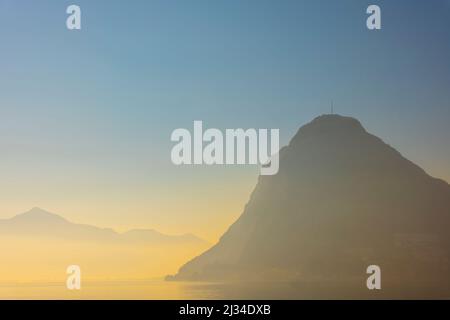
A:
[{"xmin": 1, "ymin": 279, "xmax": 448, "ymax": 299}]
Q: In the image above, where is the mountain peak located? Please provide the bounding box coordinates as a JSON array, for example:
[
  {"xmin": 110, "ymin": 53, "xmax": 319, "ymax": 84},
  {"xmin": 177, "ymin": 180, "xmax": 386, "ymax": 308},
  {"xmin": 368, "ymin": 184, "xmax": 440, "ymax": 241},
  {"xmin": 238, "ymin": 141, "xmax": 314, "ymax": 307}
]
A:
[
  {"xmin": 29, "ymin": 207, "xmax": 48, "ymax": 213},
  {"xmin": 310, "ymin": 114, "xmax": 363, "ymax": 127},
  {"xmin": 12, "ymin": 207, "xmax": 68, "ymax": 224},
  {"xmin": 290, "ymin": 114, "xmax": 365, "ymax": 144},
  {"xmin": 170, "ymin": 114, "xmax": 450, "ymax": 295}
]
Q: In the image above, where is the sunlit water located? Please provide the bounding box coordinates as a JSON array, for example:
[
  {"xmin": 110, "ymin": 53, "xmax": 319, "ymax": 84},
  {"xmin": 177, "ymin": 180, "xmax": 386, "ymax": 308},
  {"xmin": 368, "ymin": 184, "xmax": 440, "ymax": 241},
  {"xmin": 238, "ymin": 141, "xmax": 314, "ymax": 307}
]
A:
[
  {"xmin": 0, "ymin": 280, "xmax": 221, "ymax": 300},
  {"xmin": 1, "ymin": 279, "xmax": 448, "ymax": 299},
  {"xmin": 0, "ymin": 279, "xmax": 344, "ymax": 299}
]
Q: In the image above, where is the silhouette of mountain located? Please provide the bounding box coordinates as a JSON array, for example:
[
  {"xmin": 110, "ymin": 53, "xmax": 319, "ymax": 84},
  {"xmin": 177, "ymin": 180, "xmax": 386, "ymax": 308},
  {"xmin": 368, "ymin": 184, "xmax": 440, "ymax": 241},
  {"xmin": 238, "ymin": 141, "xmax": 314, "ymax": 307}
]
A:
[
  {"xmin": 0, "ymin": 208, "xmax": 209, "ymax": 282},
  {"xmin": 0, "ymin": 207, "xmax": 206, "ymax": 246},
  {"xmin": 168, "ymin": 115, "xmax": 450, "ymax": 297}
]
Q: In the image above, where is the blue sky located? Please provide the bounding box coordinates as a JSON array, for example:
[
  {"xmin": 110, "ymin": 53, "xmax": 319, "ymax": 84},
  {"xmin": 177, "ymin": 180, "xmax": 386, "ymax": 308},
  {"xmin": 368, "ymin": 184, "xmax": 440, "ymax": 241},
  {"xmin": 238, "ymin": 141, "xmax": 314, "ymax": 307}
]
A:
[{"xmin": 0, "ymin": 0, "xmax": 449, "ymax": 239}]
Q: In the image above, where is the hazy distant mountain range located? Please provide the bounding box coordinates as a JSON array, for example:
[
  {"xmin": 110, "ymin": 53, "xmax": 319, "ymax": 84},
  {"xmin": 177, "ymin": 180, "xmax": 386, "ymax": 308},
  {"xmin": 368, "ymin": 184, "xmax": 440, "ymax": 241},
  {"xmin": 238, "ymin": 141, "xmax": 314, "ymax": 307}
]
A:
[
  {"xmin": 169, "ymin": 115, "xmax": 450, "ymax": 297},
  {"xmin": 0, "ymin": 207, "xmax": 206, "ymax": 246},
  {"xmin": 0, "ymin": 208, "xmax": 209, "ymax": 282}
]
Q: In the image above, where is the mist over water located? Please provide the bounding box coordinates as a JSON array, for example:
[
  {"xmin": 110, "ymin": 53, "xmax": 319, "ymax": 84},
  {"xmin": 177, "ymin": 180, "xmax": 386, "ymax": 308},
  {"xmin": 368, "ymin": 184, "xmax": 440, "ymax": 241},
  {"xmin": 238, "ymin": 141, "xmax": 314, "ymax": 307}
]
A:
[{"xmin": 3, "ymin": 279, "xmax": 449, "ymax": 300}]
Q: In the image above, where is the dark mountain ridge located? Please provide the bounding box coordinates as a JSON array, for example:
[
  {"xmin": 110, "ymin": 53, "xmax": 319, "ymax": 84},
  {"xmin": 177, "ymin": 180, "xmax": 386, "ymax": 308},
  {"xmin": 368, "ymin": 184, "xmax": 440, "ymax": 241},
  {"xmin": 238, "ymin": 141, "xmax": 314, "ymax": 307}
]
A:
[
  {"xmin": 169, "ymin": 115, "xmax": 450, "ymax": 297},
  {"xmin": 0, "ymin": 207, "xmax": 206, "ymax": 246}
]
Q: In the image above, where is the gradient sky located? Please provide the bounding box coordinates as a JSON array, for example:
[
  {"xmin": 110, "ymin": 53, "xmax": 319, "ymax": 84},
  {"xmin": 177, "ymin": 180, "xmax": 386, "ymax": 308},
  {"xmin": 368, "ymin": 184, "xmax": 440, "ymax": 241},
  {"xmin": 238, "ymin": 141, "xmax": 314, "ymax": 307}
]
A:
[{"xmin": 1, "ymin": 0, "xmax": 449, "ymax": 241}]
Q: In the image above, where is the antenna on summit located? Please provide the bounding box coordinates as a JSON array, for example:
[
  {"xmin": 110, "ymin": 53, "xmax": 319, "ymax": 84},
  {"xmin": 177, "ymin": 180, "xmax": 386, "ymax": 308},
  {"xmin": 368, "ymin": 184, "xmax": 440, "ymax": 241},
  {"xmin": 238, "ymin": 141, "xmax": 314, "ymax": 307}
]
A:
[{"xmin": 330, "ymin": 100, "xmax": 334, "ymax": 115}]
